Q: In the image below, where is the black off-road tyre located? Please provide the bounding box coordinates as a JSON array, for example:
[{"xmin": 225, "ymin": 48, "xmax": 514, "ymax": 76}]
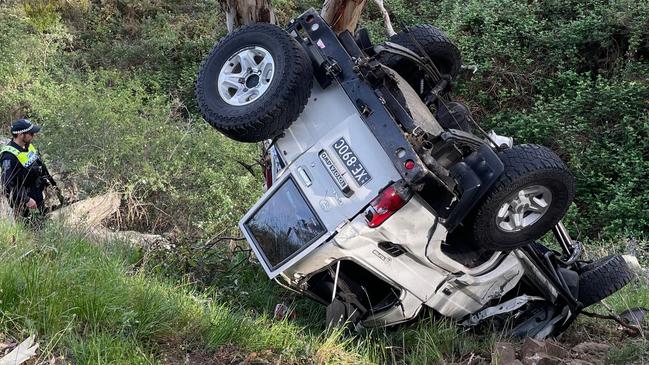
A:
[
  {"xmin": 379, "ymin": 24, "xmax": 462, "ymax": 92},
  {"xmin": 195, "ymin": 23, "xmax": 313, "ymax": 142},
  {"xmin": 472, "ymin": 144, "xmax": 575, "ymax": 250},
  {"xmin": 578, "ymin": 255, "xmax": 633, "ymax": 307}
]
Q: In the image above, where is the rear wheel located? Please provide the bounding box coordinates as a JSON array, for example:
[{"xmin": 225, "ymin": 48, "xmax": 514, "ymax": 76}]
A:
[
  {"xmin": 196, "ymin": 23, "xmax": 313, "ymax": 142},
  {"xmin": 472, "ymin": 144, "xmax": 575, "ymax": 250},
  {"xmin": 578, "ymin": 255, "xmax": 633, "ymax": 307},
  {"xmin": 379, "ymin": 24, "xmax": 461, "ymax": 96}
]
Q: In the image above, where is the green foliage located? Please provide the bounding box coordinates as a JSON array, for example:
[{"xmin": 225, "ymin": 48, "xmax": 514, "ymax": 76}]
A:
[
  {"xmin": 607, "ymin": 341, "xmax": 649, "ymax": 364},
  {"xmin": 2, "ymin": 217, "xmax": 535, "ymax": 364},
  {"xmin": 63, "ymin": 0, "xmax": 226, "ymax": 110},
  {"xmin": 69, "ymin": 333, "xmax": 156, "ymax": 365},
  {"xmin": 4, "ymin": 0, "xmax": 647, "ymax": 238},
  {"xmin": 30, "ymin": 70, "xmax": 261, "ymax": 233},
  {"xmin": 366, "ymin": 317, "xmax": 490, "ymax": 364},
  {"xmin": 23, "ymin": 1, "xmax": 60, "ymax": 32},
  {"xmin": 1, "ymin": 0, "xmax": 649, "ymax": 361}
]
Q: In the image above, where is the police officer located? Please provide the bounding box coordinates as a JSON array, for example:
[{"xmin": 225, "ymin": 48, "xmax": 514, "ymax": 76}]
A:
[{"xmin": 1, "ymin": 119, "xmax": 56, "ymax": 221}]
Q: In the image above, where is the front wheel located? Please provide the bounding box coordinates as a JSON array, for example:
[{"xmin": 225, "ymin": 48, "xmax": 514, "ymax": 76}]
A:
[{"xmin": 472, "ymin": 144, "xmax": 575, "ymax": 250}]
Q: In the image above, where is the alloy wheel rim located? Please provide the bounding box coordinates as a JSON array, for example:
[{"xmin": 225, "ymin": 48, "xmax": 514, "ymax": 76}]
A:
[
  {"xmin": 218, "ymin": 46, "xmax": 275, "ymax": 106},
  {"xmin": 496, "ymin": 185, "xmax": 553, "ymax": 232}
]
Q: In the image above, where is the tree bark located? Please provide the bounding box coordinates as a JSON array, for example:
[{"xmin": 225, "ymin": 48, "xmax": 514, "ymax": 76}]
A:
[
  {"xmin": 320, "ymin": 0, "xmax": 368, "ymax": 34},
  {"xmin": 219, "ymin": 0, "xmax": 277, "ymax": 33},
  {"xmin": 371, "ymin": 0, "xmax": 396, "ymax": 37},
  {"xmin": 218, "ymin": 0, "xmax": 371, "ymax": 36}
]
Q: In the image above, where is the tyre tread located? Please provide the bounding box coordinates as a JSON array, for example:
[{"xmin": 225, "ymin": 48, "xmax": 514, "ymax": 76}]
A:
[{"xmin": 578, "ymin": 255, "xmax": 633, "ymax": 307}]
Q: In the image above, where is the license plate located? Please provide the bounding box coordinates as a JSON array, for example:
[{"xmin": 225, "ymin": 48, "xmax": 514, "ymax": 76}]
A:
[
  {"xmin": 332, "ymin": 137, "xmax": 371, "ymax": 186},
  {"xmin": 319, "ymin": 150, "xmax": 352, "ymax": 196}
]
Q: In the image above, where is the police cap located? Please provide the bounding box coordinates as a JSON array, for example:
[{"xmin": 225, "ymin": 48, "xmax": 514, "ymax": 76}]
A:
[{"xmin": 11, "ymin": 119, "xmax": 41, "ymax": 135}]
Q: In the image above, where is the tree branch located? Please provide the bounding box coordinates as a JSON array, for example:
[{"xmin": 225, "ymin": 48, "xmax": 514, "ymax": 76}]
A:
[{"xmin": 371, "ymin": 0, "xmax": 396, "ymax": 37}]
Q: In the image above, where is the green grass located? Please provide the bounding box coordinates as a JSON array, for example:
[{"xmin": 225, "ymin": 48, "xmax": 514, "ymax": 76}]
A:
[
  {"xmin": 0, "ymin": 221, "xmax": 369, "ymax": 364},
  {"xmin": 607, "ymin": 341, "xmax": 649, "ymax": 365},
  {"xmin": 605, "ymin": 279, "xmax": 649, "ymax": 312},
  {"xmin": 0, "ymin": 221, "xmax": 380, "ymax": 364}
]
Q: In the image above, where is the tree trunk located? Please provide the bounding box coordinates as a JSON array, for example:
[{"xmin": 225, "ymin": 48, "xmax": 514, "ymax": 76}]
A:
[
  {"xmin": 219, "ymin": 0, "xmax": 277, "ymax": 33},
  {"xmin": 219, "ymin": 0, "xmax": 369, "ymax": 35},
  {"xmin": 320, "ymin": 0, "xmax": 368, "ymax": 34}
]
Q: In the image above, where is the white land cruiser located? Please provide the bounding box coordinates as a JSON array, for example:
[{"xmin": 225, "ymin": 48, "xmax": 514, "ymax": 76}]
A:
[{"xmin": 195, "ymin": 9, "xmax": 633, "ymax": 337}]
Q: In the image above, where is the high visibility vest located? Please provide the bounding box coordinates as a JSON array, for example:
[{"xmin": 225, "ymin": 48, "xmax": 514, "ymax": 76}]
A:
[{"xmin": 0, "ymin": 144, "xmax": 40, "ymax": 168}]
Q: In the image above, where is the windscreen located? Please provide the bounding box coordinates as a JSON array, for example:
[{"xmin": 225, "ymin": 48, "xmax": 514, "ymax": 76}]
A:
[{"xmin": 244, "ymin": 177, "xmax": 326, "ymax": 269}]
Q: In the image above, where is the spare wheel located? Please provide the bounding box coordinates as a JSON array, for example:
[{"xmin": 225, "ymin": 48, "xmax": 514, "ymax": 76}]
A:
[
  {"xmin": 378, "ymin": 24, "xmax": 461, "ymax": 97},
  {"xmin": 195, "ymin": 23, "xmax": 313, "ymax": 142}
]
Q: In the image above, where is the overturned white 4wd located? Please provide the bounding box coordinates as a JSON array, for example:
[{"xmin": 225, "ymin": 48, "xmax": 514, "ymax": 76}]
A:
[{"xmin": 196, "ymin": 10, "xmax": 633, "ymax": 337}]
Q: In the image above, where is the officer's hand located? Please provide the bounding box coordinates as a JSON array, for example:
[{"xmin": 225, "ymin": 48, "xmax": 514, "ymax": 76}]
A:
[{"xmin": 27, "ymin": 198, "xmax": 37, "ymax": 209}]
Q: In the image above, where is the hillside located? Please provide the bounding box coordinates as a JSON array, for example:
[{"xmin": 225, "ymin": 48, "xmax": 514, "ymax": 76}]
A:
[{"xmin": 0, "ymin": 0, "xmax": 648, "ymax": 363}]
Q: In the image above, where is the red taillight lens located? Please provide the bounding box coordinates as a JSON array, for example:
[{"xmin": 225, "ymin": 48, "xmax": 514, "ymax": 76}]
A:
[
  {"xmin": 366, "ymin": 185, "xmax": 409, "ymax": 228},
  {"xmin": 264, "ymin": 161, "xmax": 273, "ymax": 190},
  {"xmin": 404, "ymin": 160, "xmax": 415, "ymax": 170}
]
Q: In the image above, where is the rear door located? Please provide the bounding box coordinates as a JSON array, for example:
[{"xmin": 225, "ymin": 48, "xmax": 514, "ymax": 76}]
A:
[{"xmin": 239, "ymin": 82, "xmax": 401, "ymax": 278}]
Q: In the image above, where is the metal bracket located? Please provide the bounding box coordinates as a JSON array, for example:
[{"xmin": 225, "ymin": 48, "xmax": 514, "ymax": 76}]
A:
[
  {"xmin": 461, "ymin": 294, "xmax": 544, "ymax": 327},
  {"xmin": 324, "ymin": 58, "xmax": 342, "ymax": 78}
]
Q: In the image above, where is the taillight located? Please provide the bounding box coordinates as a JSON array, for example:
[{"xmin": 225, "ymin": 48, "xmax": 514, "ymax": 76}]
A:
[
  {"xmin": 365, "ymin": 184, "xmax": 411, "ymax": 228},
  {"xmin": 264, "ymin": 160, "xmax": 273, "ymax": 190}
]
